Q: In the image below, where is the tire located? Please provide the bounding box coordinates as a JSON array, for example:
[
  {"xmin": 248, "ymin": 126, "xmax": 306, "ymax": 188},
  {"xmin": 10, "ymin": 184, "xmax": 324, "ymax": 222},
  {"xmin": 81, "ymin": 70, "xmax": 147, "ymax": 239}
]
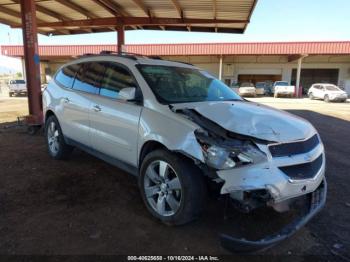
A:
[
  {"xmin": 9, "ymin": 92, "xmax": 13, "ymax": 97},
  {"xmin": 139, "ymin": 149, "xmax": 207, "ymax": 226},
  {"xmin": 45, "ymin": 115, "xmax": 73, "ymax": 160},
  {"xmin": 309, "ymin": 92, "xmax": 314, "ymax": 100},
  {"xmin": 324, "ymin": 95, "xmax": 330, "ymax": 103}
]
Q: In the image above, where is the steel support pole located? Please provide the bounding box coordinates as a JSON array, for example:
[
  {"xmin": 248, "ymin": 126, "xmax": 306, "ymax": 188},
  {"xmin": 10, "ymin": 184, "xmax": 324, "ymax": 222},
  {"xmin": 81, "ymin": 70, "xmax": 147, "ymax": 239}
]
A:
[
  {"xmin": 117, "ymin": 25, "xmax": 125, "ymax": 54},
  {"xmin": 20, "ymin": 0, "xmax": 42, "ymax": 125},
  {"xmin": 296, "ymin": 57, "xmax": 302, "ymax": 98},
  {"xmin": 219, "ymin": 55, "xmax": 223, "ymax": 80}
]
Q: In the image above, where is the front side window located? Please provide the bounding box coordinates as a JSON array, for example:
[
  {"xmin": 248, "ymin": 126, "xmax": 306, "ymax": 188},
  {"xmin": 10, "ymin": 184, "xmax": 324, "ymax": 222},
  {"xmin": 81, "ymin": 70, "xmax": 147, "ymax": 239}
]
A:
[
  {"xmin": 137, "ymin": 65, "xmax": 242, "ymax": 104},
  {"xmin": 325, "ymin": 85, "xmax": 340, "ymax": 91},
  {"xmin": 99, "ymin": 62, "xmax": 136, "ymax": 99},
  {"xmin": 275, "ymin": 81, "xmax": 289, "ymax": 86},
  {"xmin": 55, "ymin": 64, "xmax": 79, "ymax": 88},
  {"xmin": 72, "ymin": 62, "xmax": 101, "ymax": 94}
]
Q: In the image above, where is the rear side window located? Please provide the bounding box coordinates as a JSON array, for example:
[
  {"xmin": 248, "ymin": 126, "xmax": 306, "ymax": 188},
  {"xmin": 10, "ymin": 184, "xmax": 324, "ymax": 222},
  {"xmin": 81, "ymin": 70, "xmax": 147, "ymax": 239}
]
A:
[
  {"xmin": 55, "ymin": 64, "xmax": 79, "ymax": 88},
  {"xmin": 72, "ymin": 62, "xmax": 103, "ymax": 94},
  {"xmin": 99, "ymin": 62, "xmax": 136, "ymax": 99}
]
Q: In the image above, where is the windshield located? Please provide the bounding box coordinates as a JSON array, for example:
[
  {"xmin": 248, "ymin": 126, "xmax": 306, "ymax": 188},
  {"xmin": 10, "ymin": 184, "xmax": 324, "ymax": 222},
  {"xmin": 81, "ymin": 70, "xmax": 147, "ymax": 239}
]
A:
[
  {"xmin": 275, "ymin": 81, "xmax": 289, "ymax": 86},
  {"xmin": 13, "ymin": 80, "xmax": 25, "ymax": 84},
  {"xmin": 240, "ymin": 82, "xmax": 254, "ymax": 87},
  {"xmin": 255, "ymin": 82, "xmax": 266, "ymax": 88},
  {"xmin": 325, "ymin": 85, "xmax": 340, "ymax": 91},
  {"xmin": 137, "ymin": 65, "xmax": 242, "ymax": 104}
]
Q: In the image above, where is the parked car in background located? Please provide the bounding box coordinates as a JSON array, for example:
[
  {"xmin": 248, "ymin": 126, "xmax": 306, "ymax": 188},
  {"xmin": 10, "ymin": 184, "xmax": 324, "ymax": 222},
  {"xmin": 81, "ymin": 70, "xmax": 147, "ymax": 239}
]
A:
[
  {"xmin": 255, "ymin": 82, "xmax": 266, "ymax": 96},
  {"xmin": 230, "ymin": 82, "xmax": 240, "ymax": 94},
  {"xmin": 308, "ymin": 83, "xmax": 348, "ymax": 102},
  {"xmin": 264, "ymin": 81, "xmax": 274, "ymax": 96},
  {"xmin": 239, "ymin": 82, "xmax": 256, "ymax": 97},
  {"xmin": 273, "ymin": 81, "xmax": 295, "ymax": 98},
  {"xmin": 42, "ymin": 53, "xmax": 326, "ymax": 252},
  {"xmin": 8, "ymin": 79, "xmax": 27, "ymax": 97}
]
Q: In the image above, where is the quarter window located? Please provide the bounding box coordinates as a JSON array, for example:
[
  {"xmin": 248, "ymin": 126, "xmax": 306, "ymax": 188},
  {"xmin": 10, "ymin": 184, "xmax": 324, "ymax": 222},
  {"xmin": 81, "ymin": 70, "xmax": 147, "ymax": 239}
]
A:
[
  {"xmin": 72, "ymin": 62, "xmax": 102, "ymax": 94},
  {"xmin": 55, "ymin": 64, "xmax": 79, "ymax": 88},
  {"xmin": 99, "ymin": 62, "xmax": 136, "ymax": 99}
]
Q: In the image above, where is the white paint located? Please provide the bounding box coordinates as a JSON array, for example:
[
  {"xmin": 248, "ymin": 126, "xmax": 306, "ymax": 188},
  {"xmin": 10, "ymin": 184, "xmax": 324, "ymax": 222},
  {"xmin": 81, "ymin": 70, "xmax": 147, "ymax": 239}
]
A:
[
  {"xmin": 218, "ymin": 55, "xmax": 223, "ymax": 80},
  {"xmin": 296, "ymin": 57, "xmax": 303, "ymax": 97}
]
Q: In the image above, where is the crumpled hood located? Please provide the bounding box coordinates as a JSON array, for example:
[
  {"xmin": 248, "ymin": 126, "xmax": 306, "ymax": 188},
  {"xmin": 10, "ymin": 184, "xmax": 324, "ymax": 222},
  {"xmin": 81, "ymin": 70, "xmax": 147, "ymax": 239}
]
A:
[{"xmin": 173, "ymin": 101, "xmax": 316, "ymax": 142}]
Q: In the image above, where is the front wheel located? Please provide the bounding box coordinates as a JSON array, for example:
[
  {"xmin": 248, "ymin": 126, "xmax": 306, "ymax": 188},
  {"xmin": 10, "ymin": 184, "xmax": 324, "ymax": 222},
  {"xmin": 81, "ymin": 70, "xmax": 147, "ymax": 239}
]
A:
[
  {"xmin": 139, "ymin": 149, "xmax": 207, "ymax": 226},
  {"xmin": 45, "ymin": 115, "xmax": 73, "ymax": 160},
  {"xmin": 324, "ymin": 95, "xmax": 330, "ymax": 103},
  {"xmin": 309, "ymin": 92, "xmax": 314, "ymax": 100}
]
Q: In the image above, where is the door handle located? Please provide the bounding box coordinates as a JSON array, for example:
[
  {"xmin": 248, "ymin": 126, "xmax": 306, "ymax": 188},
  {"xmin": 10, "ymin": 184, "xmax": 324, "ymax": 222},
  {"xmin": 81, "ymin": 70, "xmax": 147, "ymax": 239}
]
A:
[
  {"xmin": 93, "ymin": 105, "xmax": 101, "ymax": 112},
  {"xmin": 63, "ymin": 97, "xmax": 70, "ymax": 103}
]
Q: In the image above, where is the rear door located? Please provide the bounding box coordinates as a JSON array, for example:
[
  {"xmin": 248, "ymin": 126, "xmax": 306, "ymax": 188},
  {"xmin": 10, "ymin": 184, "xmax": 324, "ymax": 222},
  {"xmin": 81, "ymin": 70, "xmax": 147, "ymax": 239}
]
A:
[
  {"xmin": 60, "ymin": 62, "xmax": 100, "ymax": 147},
  {"xmin": 89, "ymin": 61, "xmax": 142, "ymax": 166}
]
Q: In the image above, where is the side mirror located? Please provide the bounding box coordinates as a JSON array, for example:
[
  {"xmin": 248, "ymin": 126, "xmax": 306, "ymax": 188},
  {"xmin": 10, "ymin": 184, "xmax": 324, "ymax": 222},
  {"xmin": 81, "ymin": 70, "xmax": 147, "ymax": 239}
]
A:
[{"xmin": 118, "ymin": 87, "xmax": 136, "ymax": 101}]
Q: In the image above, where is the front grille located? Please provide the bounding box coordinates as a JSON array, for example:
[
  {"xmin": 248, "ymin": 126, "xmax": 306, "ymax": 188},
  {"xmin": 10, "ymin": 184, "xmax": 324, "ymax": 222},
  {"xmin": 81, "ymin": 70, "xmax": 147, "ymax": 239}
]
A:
[
  {"xmin": 269, "ymin": 134, "xmax": 319, "ymax": 157},
  {"xmin": 279, "ymin": 154, "xmax": 323, "ymax": 180}
]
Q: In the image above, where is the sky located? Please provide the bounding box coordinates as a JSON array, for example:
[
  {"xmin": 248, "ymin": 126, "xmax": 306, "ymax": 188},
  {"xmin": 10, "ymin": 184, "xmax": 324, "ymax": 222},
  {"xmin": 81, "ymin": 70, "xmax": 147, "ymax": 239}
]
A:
[{"xmin": 1, "ymin": 0, "xmax": 350, "ymax": 71}]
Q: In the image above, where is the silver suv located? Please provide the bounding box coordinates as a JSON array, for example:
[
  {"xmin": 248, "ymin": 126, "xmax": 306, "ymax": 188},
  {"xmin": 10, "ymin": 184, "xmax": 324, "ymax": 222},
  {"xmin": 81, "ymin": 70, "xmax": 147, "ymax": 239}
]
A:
[{"xmin": 43, "ymin": 52, "xmax": 326, "ymax": 252}]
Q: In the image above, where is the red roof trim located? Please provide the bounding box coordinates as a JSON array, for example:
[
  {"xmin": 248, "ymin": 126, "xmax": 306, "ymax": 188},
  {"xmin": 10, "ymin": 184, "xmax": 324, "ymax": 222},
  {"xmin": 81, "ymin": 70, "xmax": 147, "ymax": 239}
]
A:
[{"xmin": 1, "ymin": 41, "xmax": 350, "ymax": 57}]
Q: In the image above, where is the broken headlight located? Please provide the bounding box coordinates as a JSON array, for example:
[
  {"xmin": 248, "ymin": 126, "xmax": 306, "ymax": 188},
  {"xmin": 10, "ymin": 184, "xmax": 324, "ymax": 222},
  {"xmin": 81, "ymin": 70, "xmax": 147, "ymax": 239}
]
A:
[{"xmin": 195, "ymin": 129, "xmax": 265, "ymax": 170}]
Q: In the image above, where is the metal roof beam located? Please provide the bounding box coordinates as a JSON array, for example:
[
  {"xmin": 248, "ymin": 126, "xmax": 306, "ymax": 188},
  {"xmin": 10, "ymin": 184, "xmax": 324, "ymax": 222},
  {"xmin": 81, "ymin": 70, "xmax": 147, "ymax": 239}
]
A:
[
  {"xmin": 11, "ymin": 0, "xmax": 71, "ymax": 21},
  {"xmin": 55, "ymin": 0, "xmax": 98, "ymax": 19},
  {"xmin": 170, "ymin": 0, "xmax": 183, "ymax": 19},
  {"xmin": 131, "ymin": 0, "xmax": 150, "ymax": 17},
  {"xmin": 29, "ymin": 17, "xmax": 248, "ymax": 28},
  {"xmin": 92, "ymin": 0, "xmax": 125, "ymax": 16},
  {"xmin": 0, "ymin": 17, "xmax": 20, "ymax": 27},
  {"xmin": 0, "ymin": 5, "xmax": 27, "ymax": 20}
]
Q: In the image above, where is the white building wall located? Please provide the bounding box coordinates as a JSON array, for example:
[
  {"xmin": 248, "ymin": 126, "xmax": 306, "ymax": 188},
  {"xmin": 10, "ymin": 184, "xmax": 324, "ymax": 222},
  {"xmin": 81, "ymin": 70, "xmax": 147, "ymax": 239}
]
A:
[{"xmin": 167, "ymin": 55, "xmax": 350, "ymax": 92}]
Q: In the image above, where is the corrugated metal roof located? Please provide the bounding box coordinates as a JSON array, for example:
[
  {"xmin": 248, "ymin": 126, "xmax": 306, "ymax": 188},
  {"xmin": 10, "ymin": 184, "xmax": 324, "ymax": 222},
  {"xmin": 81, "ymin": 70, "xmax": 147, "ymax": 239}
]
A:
[
  {"xmin": 2, "ymin": 41, "xmax": 350, "ymax": 57},
  {"xmin": 0, "ymin": 0, "xmax": 257, "ymax": 35}
]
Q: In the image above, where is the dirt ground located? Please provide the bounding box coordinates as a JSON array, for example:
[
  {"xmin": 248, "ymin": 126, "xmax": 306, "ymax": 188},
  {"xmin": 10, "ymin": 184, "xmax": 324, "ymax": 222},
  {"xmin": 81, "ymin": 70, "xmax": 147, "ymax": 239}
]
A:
[{"xmin": 0, "ymin": 96, "xmax": 349, "ymax": 260}]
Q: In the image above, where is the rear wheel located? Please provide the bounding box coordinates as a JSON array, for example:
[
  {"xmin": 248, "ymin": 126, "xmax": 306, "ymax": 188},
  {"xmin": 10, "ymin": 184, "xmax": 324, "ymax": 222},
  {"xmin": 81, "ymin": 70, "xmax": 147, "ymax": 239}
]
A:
[
  {"xmin": 139, "ymin": 149, "xmax": 206, "ymax": 226},
  {"xmin": 45, "ymin": 115, "xmax": 73, "ymax": 160},
  {"xmin": 9, "ymin": 92, "xmax": 13, "ymax": 97},
  {"xmin": 324, "ymin": 95, "xmax": 330, "ymax": 103}
]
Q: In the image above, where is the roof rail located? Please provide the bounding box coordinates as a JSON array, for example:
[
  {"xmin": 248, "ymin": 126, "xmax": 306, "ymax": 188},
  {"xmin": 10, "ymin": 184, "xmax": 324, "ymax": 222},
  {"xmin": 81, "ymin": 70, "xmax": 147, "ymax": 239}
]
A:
[{"xmin": 99, "ymin": 50, "xmax": 147, "ymax": 60}]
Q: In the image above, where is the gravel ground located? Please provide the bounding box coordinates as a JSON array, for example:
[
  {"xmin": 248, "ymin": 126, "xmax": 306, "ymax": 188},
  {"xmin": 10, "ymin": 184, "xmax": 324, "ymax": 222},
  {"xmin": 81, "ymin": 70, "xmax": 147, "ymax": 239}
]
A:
[{"xmin": 0, "ymin": 97, "xmax": 349, "ymax": 260}]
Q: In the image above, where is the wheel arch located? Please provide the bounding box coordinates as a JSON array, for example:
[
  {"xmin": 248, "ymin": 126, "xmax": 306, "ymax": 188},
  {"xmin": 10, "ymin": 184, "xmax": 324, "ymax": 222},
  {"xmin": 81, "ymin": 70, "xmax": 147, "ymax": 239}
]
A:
[
  {"xmin": 138, "ymin": 140, "xmax": 167, "ymax": 167},
  {"xmin": 44, "ymin": 109, "xmax": 56, "ymax": 123},
  {"xmin": 138, "ymin": 140, "xmax": 201, "ymax": 170}
]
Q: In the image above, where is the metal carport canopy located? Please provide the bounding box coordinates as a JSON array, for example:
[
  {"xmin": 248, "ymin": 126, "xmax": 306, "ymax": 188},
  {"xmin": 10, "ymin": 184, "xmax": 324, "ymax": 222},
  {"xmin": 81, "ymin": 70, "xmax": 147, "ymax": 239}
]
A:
[
  {"xmin": 0, "ymin": 0, "xmax": 257, "ymax": 35},
  {"xmin": 0, "ymin": 0, "xmax": 258, "ymax": 128}
]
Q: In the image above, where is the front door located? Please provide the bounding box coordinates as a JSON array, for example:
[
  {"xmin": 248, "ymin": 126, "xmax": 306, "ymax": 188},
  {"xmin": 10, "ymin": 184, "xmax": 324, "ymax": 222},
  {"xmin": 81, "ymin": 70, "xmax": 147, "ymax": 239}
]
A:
[{"xmin": 89, "ymin": 61, "xmax": 142, "ymax": 166}]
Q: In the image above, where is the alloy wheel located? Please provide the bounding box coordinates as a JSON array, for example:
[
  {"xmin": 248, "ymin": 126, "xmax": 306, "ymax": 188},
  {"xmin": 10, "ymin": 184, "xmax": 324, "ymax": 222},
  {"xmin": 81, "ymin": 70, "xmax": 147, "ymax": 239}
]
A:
[
  {"xmin": 144, "ymin": 160, "xmax": 182, "ymax": 217},
  {"xmin": 47, "ymin": 121, "xmax": 60, "ymax": 154}
]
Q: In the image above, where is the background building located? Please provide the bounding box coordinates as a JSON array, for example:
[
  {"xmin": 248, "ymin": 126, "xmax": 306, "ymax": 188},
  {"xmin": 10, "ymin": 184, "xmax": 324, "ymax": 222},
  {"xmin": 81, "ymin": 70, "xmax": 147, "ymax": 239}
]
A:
[{"xmin": 1, "ymin": 41, "xmax": 350, "ymax": 94}]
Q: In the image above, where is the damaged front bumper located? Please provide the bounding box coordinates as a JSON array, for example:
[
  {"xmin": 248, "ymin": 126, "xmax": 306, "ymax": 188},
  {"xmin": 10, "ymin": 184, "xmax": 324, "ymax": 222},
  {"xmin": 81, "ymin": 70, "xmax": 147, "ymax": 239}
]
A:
[
  {"xmin": 215, "ymin": 136, "xmax": 326, "ymax": 252},
  {"xmin": 220, "ymin": 179, "xmax": 327, "ymax": 252}
]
